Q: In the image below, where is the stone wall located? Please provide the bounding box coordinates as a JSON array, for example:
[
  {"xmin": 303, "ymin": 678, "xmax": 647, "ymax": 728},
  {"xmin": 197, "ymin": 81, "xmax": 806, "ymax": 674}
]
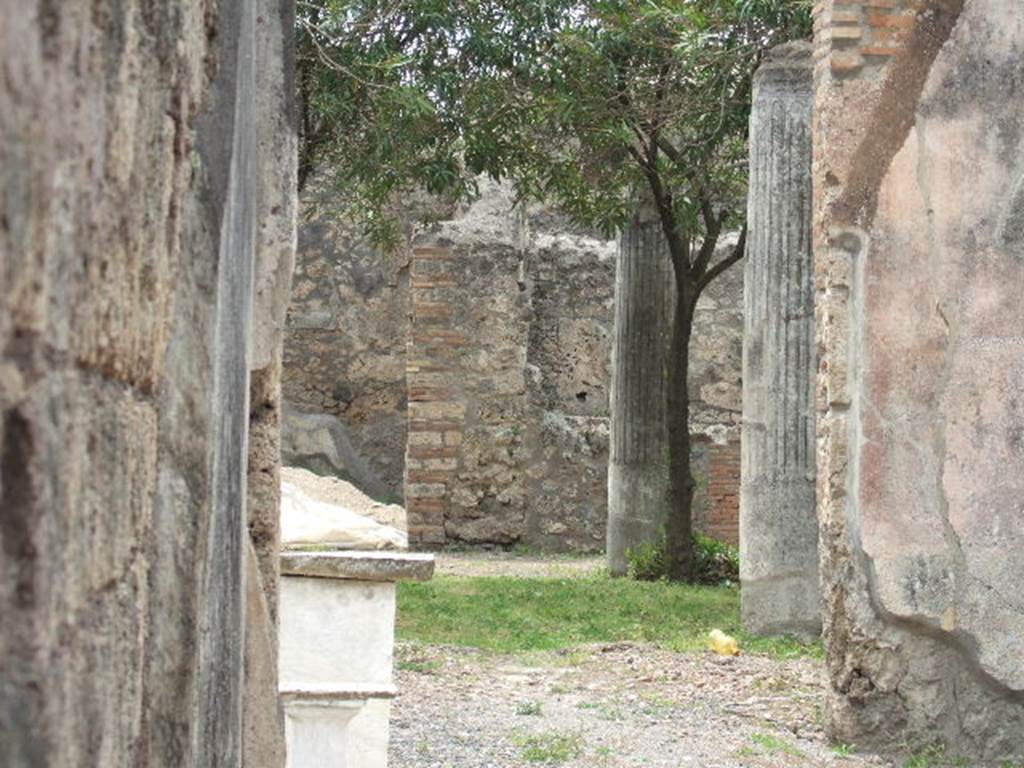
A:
[
  {"xmin": 814, "ymin": 0, "xmax": 1024, "ymax": 757},
  {"xmin": 286, "ymin": 180, "xmax": 745, "ymax": 550},
  {"xmin": 690, "ymin": 237, "xmax": 745, "ymax": 439},
  {"xmin": 403, "ymin": 186, "xmax": 614, "ymax": 550},
  {"xmin": 0, "ymin": 2, "xmax": 292, "ymax": 765},
  {"xmin": 283, "ymin": 177, "xmax": 415, "ymax": 499},
  {"xmin": 399, "ymin": 185, "xmax": 745, "ymax": 550}
]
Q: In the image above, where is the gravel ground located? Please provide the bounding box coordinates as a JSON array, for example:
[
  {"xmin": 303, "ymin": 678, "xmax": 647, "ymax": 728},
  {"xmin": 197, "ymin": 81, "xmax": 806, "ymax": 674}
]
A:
[
  {"xmin": 390, "ymin": 642, "xmax": 890, "ymax": 768},
  {"xmin": 433, "ymin": 551, "xmax": 605, "ymax": 579},
  {"xmin": 391, "ymin": 552, "xmax": 894, "ymax": 768}
]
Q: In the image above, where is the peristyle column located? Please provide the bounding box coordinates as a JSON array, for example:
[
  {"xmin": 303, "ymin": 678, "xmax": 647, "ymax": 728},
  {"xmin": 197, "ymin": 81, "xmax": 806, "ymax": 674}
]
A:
[
  {"xmin": 739, "ymin": 42, "xmax": 819, "ymax": 638},
  {"xmin": 606, "ymin": 211, "xmax": 675, "ymax": 575}
]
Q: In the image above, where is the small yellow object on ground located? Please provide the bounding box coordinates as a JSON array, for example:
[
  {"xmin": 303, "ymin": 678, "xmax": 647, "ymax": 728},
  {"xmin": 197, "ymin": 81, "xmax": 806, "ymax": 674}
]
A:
[{"xmin": 709, "ymin": 629, "xmax": 740, "ymax": 656}]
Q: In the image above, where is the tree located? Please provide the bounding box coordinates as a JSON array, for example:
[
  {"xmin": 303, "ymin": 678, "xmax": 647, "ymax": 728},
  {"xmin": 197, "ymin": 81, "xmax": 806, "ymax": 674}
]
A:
[{"xmin": 297, "ymin": 0, "xmax": 811, "ymax": 580}]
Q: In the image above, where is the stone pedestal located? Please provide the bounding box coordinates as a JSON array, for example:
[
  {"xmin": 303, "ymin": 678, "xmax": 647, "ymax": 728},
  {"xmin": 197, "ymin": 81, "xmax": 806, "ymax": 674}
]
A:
[
  {"xmin": 739, "ymin": 42, "xmax": 819, "ymax": 638},
  {"xmin": 278, "ymin": 551, "xmax": 434, "ymax": 768}
]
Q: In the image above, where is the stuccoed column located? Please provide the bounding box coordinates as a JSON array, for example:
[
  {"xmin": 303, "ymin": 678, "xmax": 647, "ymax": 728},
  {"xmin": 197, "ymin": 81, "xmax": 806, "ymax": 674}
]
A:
[
  {"xmin": 739, "ymin": 42, "xmax": 819, "ymax": 638},
  {"xmin": 606, "ymin": 211, "xmax": 675, "ymax": 576}
]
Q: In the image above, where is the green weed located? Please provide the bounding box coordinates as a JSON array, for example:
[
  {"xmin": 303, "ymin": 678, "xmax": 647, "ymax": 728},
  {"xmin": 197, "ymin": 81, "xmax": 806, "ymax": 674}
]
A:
[
  {"xmin": 904, "ymin": 744, "xmax": 969, "ymax": 768},
  {"xmin": 516, "ymin": 700, "xmax": 543, "ymax": 716},
  {"xmin": 396, "ymin": 658, "xmax": 442, "ymax": 674},
  {"xmin": 832, "ymin": 743, "xmax": 856, "ymax": 758},
  {"xmin": 749, "ymin": 732, "xmax": 806, "ymax": 758},
  {"xmin": 511, "ymin": 730, "xmax": 584, "ymax": 763},
  {"xmin": 625, "ymin": 533, "xmax": 739, "ymax": 585}
]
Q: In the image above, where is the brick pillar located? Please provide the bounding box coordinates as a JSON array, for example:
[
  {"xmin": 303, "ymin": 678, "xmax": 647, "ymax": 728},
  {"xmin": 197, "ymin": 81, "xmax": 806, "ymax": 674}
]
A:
[{"xmin": 403, "ymin": 246, "xmax": 466, "ymax": 547}]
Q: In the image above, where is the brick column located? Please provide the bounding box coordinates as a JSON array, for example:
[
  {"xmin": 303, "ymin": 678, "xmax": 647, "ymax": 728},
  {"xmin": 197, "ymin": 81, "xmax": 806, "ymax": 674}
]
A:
[{"xmin": 403, "ymin": 246, "xmax": 466, "ymax": 547}]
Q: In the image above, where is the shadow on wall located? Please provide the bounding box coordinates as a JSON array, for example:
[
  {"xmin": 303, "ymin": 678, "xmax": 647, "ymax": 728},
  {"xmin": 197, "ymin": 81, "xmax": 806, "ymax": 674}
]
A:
[{"xmin": 281, "ymin": 402, "xmax": 392, "ymax": 501}]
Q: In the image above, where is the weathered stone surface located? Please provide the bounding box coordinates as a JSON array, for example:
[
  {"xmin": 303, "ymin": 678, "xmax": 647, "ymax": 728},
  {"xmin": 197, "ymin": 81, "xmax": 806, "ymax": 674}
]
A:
[
  {"xmin": 243, "ymin": 2, "xmax": 296, "ymax": 764},
  {"xmin": 280, "ymin": 551, "xmax": 436, "ymax": 582},
  {"xmin": 0, "ymin": 1, "xmax": 291, "ymax": 765},
  {"xmin": 282, "ymin": 402, "xmax": 389, "ymax": 498},
  {"xmin": 606, "ymin": 213, "xmax": 675, "ymax": 575},
  {"xmin": 283, "ymin": 174, "xmax": 417, "ymax": 500},
  {"xmin": 739, "ymin": 42, "xmax": 819, "ymax": 638},
  {"xmin": 248, "ymin": 0, "xmax": 298, "ymax": 621},
  {"xmin": 814, "ymin": 1, "xmax": 1024, "ymax": 758},
  {"xmin": 244, "ymin": 541, "xmax": 286, "ymax": 768},
  {"xmin": 690, "ymin": 236, "xmax": 745, "ymax": 439}
]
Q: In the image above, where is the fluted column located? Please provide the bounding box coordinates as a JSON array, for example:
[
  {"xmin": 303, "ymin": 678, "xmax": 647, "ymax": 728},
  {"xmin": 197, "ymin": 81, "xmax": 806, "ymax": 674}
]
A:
[
  {"xmin": 739, "ymin": 42, "xmax": 819, "ymax": 637},
  {"xmin": 606, "ymin": 212, "xmax": 675, "ymax": 575}
]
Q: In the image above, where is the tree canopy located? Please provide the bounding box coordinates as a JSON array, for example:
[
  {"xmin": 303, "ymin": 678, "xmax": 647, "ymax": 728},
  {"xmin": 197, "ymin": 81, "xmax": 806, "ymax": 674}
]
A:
[{"xmin": 298, "ymin": 0, "xmax": 812, "ymax": 247}]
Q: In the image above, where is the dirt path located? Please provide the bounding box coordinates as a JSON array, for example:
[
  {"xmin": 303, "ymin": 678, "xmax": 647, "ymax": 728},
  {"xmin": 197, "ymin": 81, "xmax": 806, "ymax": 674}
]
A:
[
  {"xmin": 390, "ymin": 641, "xmax": 890, "ymax": 768},
  {"xmin": 391, "ymin": 552, "xmax": 892, "ymax": 768}
]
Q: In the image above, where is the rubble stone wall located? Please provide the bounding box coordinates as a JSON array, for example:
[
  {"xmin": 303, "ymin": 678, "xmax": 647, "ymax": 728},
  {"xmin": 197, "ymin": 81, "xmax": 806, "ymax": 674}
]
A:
[
  {"xmin": 286, "ymin": 182, "xmax": 745, "ymax": 550},
  {"xmin": 283, "ymin": 179, "xmax": 414, "ymax": 499},
  {"xmin": 814, "ymin": 0, "xmax": 1024, "ymax": 757},
  {"xmin": 398, "ymin": 187, "xmax": 745, "ymax": 550}
]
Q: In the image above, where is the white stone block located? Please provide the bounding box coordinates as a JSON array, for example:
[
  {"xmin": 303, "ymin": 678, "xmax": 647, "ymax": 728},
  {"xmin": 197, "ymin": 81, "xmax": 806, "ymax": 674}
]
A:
[
  {"xmin": 279, "ymin": 577, "xmax": 396, "ymax": 690},
  {"xmin": 284, "ymin": 700, "xmax": 363, "ymax": 768}
]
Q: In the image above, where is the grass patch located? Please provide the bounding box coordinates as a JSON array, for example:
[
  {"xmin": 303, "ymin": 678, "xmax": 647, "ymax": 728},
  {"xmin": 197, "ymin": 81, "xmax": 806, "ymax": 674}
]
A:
[
  {"xmin": 832, "ymin": 743, "xmax": 856, "ymax": 758},
  {"xmin": 512, "ymin": 730, "xmax": 584, "ymax": 763},
  {"xmin": 397, "ymin": 574, "xmax": 821, "ymax": 659},
  {"xmin": 640, "ymin": 693, "xmax": 681, "ymax": 717},
  {"xmin": 903, "ymin": 745, "xmax": 971, "ymax": 768},
  {"xmin": 749, "ymin": 732, "xmax": 806, "ymax": 758},
  {"xmin": 396, "ymin": 658, "xmax": 443, "ymax": 674}
]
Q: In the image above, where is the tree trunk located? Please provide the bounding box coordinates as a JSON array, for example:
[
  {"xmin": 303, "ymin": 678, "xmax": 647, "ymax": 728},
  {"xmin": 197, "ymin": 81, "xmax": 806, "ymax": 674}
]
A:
[
  {"xmin": 665, "ymin": 282, "xmax": 697, "ymax": 582},
  {"xmin": 606, "ymin": 213, "xmax": 676, "ymax": 576}
]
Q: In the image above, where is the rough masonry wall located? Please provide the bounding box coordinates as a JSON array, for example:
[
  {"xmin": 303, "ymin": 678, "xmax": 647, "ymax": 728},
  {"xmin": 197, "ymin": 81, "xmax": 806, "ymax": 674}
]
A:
[
  {"xmin": 403, "ymin": 186, "xmax": 614, "ymax": 550},
  {"xmin": 814, "ymin": 0, "xmax": 1024, "ymax": 757},
  {"xmin": 400, "ymin": 185, "xmax": 745, "ymax": 550},
  {"xmin": 287, "ymin": 180, "xmax": 745, "ymax": 550},
  {"xmin": 523, "ymin": 211, "xmax": 618, "ymax": 550},
  {"xmin": 0, "ymin": 2, "xmax": 289, "ymax": 765},
  {"xmin": 283, "ymin": 175, "xmax": 416, "ymax": 499},
  {"xmin": 689, "ymin": 237, "xmax": 745, "ymax": 547}
]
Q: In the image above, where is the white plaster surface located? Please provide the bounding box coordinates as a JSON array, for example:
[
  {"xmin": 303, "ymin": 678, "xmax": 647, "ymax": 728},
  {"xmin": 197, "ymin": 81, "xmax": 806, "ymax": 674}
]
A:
[
  {"xmin": 284, "ymin": 700, "xmax": 363, "ymax": 768},
  {"xmin": 279, "ymin": 577, "xmax": 397, "ymax": 690},
  {"xmin": 347, "ymin": 699, "xmax": 391, "ymax": 768}
]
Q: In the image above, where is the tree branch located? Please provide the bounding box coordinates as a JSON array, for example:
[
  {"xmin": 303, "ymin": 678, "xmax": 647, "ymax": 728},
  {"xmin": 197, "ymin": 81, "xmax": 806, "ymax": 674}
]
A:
[
  {"xmin": 696, "ymin": 223, "xmax": 746, "ymax": 295},
  {"xmin": 690, "ymin": 198, "xmax": 726, "ymax": 280}
]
